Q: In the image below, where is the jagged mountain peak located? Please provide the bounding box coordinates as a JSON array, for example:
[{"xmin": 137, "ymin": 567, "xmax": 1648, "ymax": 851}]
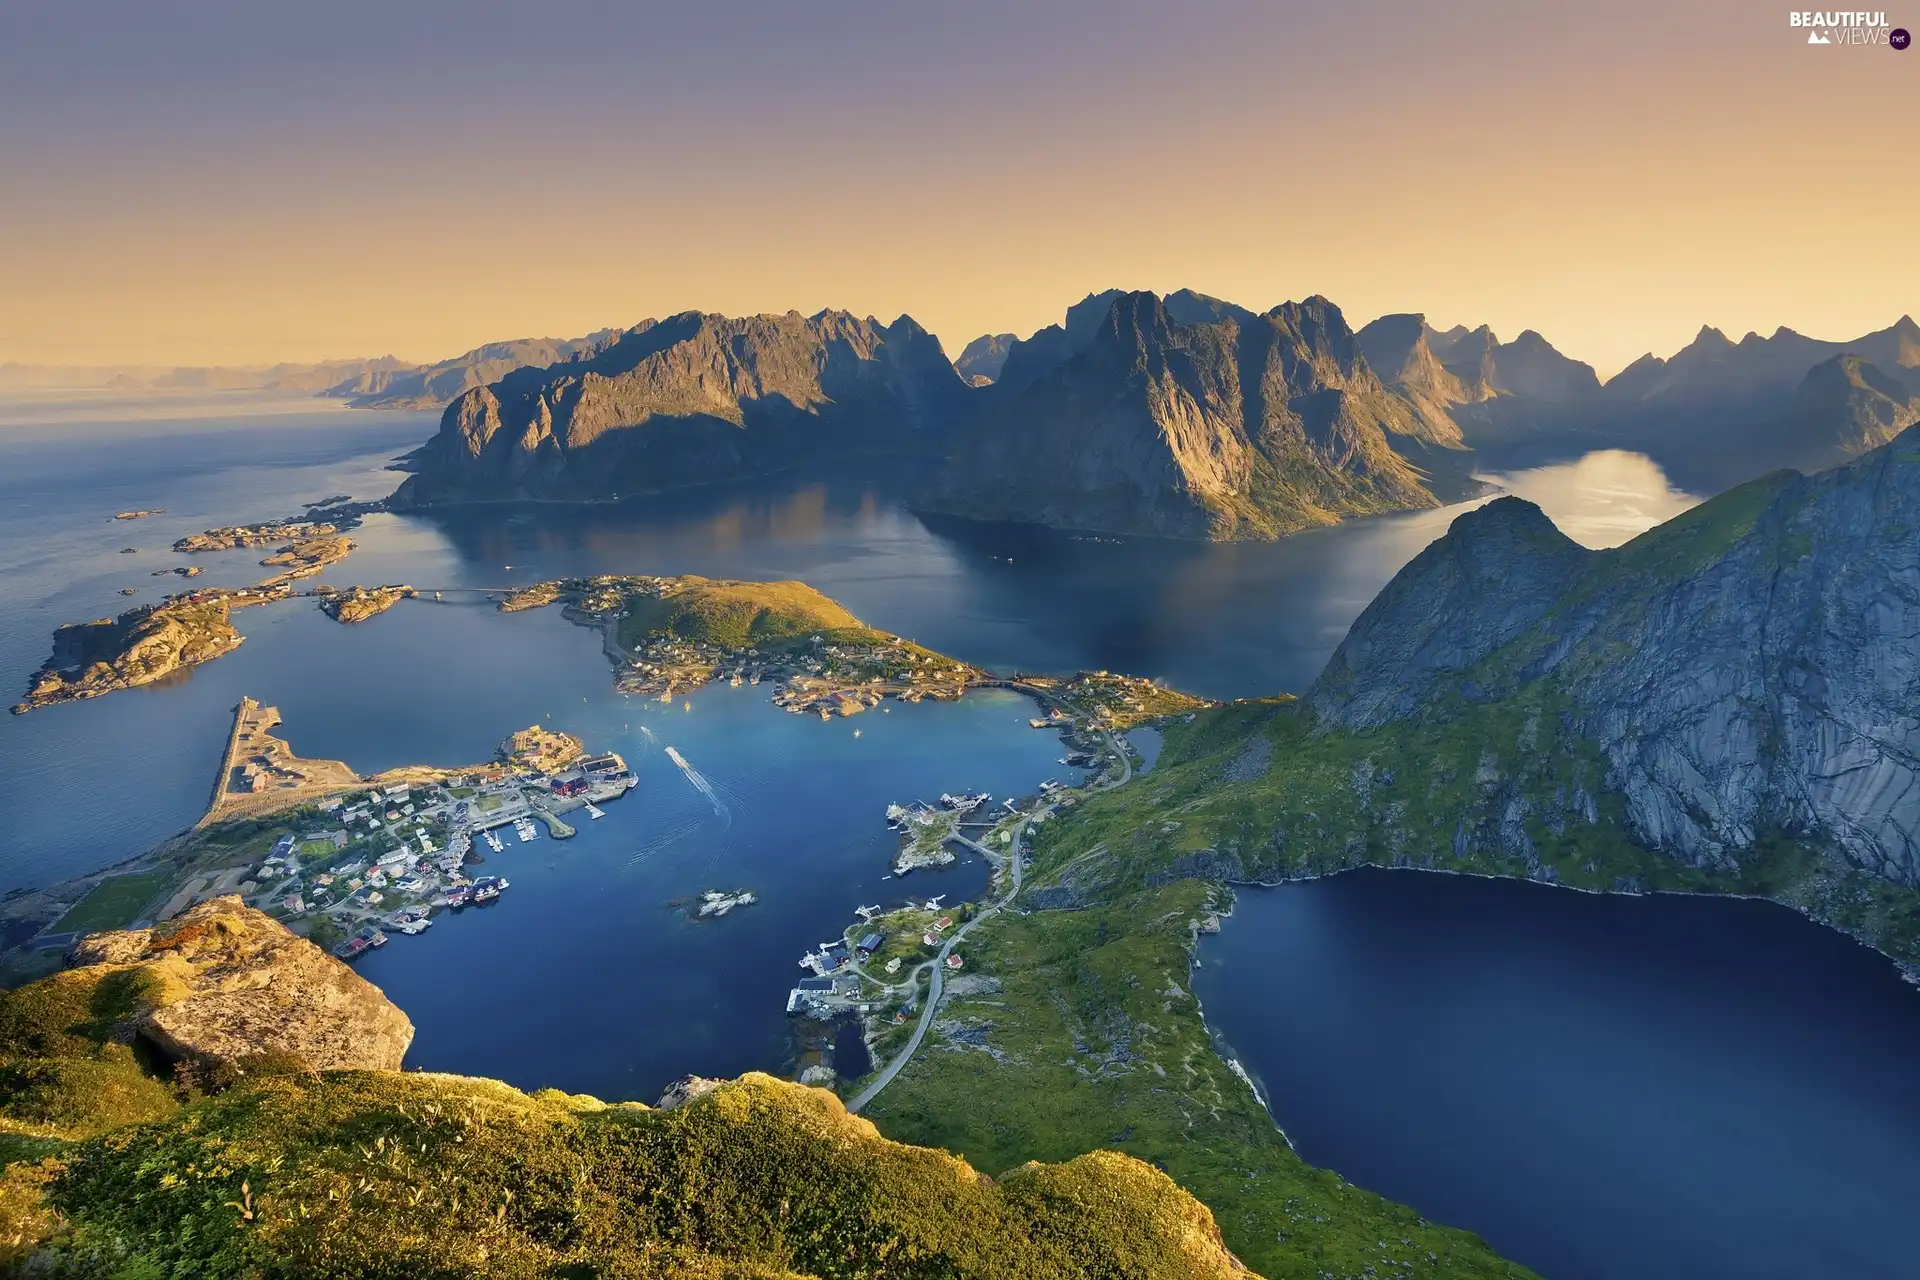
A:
[
  {"xmin": 1162, "ymin": 288, "xmax": 1258, "ymax": 327},
  {"xmin": 923, "ymin": 288, "xmax": 1442, "ymax": 539},
  {"xmin": 392, "ymin": 307, "xmax": 972, "ymax": 506},
  {"xmin": 954, "ymin": 332, "xmax": 1018, "ymax": 385},
  {"xmin": 1309, "ymin": 496, "xmax": 1590, "ymax": 728},
  {"xmin": 1309, "ymin": 429, "xmax": 1920, "ymax": 886}
]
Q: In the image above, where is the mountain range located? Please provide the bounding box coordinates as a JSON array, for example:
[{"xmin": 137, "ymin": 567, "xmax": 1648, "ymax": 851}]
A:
[
  {"xmin": 323, "ymin": 332, "xmax": 622, "ymax": 409},
  {"xmin": 389, "ymin": 310, "xmax": 972, "ymax": 507},
  {"xmin": 14, "ymin": 291, "xmax": 1912, "ymax": 540},
  {"xmin": 920, "ymin": 291, "xmax": 1458, "ymax": 539}
]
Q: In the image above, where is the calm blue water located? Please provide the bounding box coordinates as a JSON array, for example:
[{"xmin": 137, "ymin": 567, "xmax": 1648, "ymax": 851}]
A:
[
  {"xmin": 4, "ymin": 392, "xmax": 1644, "ymax": 893},
  {"xmin": 13, "ymin": 392, "xmax": 1917, "ymax": 1273},
  {"xmin": 356, "ymin": 684, "xmax": 1056, "ymax": 1099},
  {"xmin": 1194, "ymin": 870, "xmax": 1920, "ymax": 1280}
]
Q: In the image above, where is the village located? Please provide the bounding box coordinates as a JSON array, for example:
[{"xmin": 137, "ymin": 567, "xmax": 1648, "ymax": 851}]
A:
[
  {"xmin": 775, "ymin": 684, "xmax": 1173, "ymax": 1096},
  {"xmin": 135, "ymin": 708, "xmax": 639, "ymax": 963}
]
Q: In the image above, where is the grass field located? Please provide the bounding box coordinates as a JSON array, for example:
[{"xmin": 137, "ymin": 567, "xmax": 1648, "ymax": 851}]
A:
[{"xmin": 51, "ymin": 872, "xmax": 172, "ymax": 935}]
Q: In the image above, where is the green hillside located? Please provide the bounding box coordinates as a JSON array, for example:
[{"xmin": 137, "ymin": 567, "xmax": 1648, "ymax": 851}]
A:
[{"xmin": 617, "ymin": 577, "xmax": 871, "ymax": 651}]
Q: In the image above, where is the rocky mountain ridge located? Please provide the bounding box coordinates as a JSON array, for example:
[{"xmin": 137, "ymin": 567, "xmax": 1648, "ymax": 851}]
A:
[
  {"xmin": 391, "ymin": 309, "xmax": 974, "ymax": 506},
  {"xmin": 1310, "ymin": 425, "xmax": 1920, "ymax": 886},
  {"xmin": 922, "ymin": 290, "xmax": 1456, "ymax": 539},
  {"xmin": 63, "ymin": 896, "xmax": 414, "ymax": 1071}
]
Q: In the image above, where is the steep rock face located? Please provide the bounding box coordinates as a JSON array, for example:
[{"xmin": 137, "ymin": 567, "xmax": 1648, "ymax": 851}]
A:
[
  {"xmin": 392, "ymin": 310, "xmax": 973, "ymax": 505},
  {"xmin": 990, "ymin": 288, "xmax": 1128, "ymax": 394},
  {"xmin": 923, "ymin": 292, "xmax": 1442, "ymax": 539},
  {"xmin": 67, "ymin": 896, "xmax": 414, "ymax": 1070},
  {"xmin": 1310, "ymin": 497, "xmax": 1589, "ymax": 725},
  {"xmin": 1758, "ymin": 354, "xmax": 1920, "ymax": 471},
  {"xmin": 1355, "ymin": 314, "xmax": 1477, "ymax": 445},
  {"xmin": 1310, "ymin": 429, "xmax": 1920, "ymax": 884},
  {"xmin": 954, "ymin": 332, "xmax": 1016, "ymax": 385}
]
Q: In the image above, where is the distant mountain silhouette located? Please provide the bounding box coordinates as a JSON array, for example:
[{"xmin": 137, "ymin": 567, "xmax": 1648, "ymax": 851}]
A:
[
  {"xmin": 1357, "ymin": 314, "xmax": 1599, "ymax": 447},
  {"xmin": 1603, "ymin": 316, "xmax": 1920, "ymax": 410},
  {"xmin": 330, "ymin": 333, "xmax": 621, "ymax": 409},
  {"xmin": 954, "ymin": 333, "xmax": 1017, "ymax": 385}
]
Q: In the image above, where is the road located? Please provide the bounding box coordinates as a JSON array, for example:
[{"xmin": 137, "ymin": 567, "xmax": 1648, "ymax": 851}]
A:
[{"xmin": 846, "ymin": 726, "xmax": 1131, "ymax": 1114}]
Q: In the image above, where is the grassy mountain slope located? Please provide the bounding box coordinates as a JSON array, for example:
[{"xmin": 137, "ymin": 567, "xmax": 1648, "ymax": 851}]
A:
[
  {"xmin": 616, "ymin": 577, "xmax": 866, "ymax": 651},
  {"xmin": 0, "ymin": 922, "xmax": 1256, "ymax": 1279}
]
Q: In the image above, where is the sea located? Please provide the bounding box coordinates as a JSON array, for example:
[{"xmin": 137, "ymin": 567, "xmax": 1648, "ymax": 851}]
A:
[{"xmin": 4, "ymin": 389, "xmax": 1915, "ymax": 1277}]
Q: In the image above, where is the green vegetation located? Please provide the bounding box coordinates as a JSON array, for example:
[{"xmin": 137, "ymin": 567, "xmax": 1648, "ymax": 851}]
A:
[
  {"xmin": 0, "ymin": 966, "xmax": 179, "ymax": 1142},
  {"xmin": 49, "ymin": 874, "xmax": 171, "ymax": 936},
  {"xmin": 4, "ymin": 1067, "xmax": 1251, "ymax": 1278},
  {"xmin": 864, "ymin": 880, "xmax": 1532, "ymax": 1279},
  {"xmin": 618, "ymin": 577, "xmax": 867, "ymax": 652}
]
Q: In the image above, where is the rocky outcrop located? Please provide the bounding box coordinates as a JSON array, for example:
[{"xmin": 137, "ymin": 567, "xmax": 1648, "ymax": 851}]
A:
[
  {"xmin": 15, "ymin": 598, "xmax": 243, "ymax": 714},
  {"xmin": 1310, "ymin": 428, "xmax": 1920, "ymax": 885},
  {"xmin": 391, "ymin": 310, "xmax": 974, "ymax": 506},
  {"xmin": 319, "ymin": 584, "xmax": 411, "ymax": 623},
  {"xmin": 922, "ymin": 291, "xmax": 1449, "ymax": 540},
  {"xmin": 66, "ymin": 896, "xmax": 414, "ymax": 1070}
]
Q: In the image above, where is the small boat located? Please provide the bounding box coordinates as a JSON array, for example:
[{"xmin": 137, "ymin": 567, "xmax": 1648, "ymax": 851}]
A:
[{"xmin": 584, "ymin": 802, "xmax": 605, "ymax": 819}]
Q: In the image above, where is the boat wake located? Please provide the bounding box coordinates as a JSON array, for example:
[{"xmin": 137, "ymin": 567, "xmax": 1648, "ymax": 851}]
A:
[{"xmin": 665, "ymin": 745, "xmax": 730, "ymax": 821}]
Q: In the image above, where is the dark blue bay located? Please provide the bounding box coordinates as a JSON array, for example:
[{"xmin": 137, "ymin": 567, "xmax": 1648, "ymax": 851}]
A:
[{"xmin": 1193, "ymin": 870, "xmax": 1920, "ymax": 1280}]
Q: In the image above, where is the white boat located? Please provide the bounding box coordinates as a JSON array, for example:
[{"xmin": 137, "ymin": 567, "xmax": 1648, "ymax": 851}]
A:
[
  {"xmin": 584, "ymin": 802, "xmax": 605, "ymax": 819},
  {"xmin": 515, "ymin": 818, "xmax": 539, "ymax": 842},
  {"xmin": 484, "ymin": 831, "xmax": 504, "ymax": 852}
]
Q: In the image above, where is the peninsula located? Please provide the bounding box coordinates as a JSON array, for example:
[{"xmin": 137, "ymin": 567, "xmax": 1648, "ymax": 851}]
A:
[
  {"xmin": 0, "ymin": 695, "xmax": 640, "ymax": 978},
  {"xmin": 505, "ymin": 573, "xmax": 1206, "ymax": 725}
]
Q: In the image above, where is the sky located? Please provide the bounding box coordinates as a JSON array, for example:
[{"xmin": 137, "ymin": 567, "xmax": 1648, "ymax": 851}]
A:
[{"xmin": 1, "ymin": 0, "xmax": 1914, "ymax": 376}]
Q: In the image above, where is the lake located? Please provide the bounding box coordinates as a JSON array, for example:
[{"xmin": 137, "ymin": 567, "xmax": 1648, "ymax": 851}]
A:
[{"xmin": 1193, "ymin": 871, "xmax": 1920, "ymax": 1280}]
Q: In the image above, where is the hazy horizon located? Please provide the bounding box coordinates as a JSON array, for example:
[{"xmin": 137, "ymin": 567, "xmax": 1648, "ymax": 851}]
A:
[{"xmin": 3, "ymin": 0, "xmax": 1913, "ymax": 374}]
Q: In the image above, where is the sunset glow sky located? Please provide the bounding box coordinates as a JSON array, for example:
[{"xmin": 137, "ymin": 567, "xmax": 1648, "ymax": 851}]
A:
[{"xmin": 3, "ymin": 0, "xmax": 1914, "ymax": 374}]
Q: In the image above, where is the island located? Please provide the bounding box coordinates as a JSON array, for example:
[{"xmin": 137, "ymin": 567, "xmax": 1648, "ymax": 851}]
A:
[
  {"xmin": 172, "ymin": 520, "xmax": 342, "ymax": 552},
  {"xmin": 112, "ymin": 508, "xmax": 165, "ymax": 520},
  {"xmin": 317, "ymin": 583, "xmax": 412, "ymax": 623},
  {"xmin": 17, "ymin": 511, "xmax": 380, "ymax": 713},
  {"xmin": 15, "ymin": 595, "xmax": 249, "ymax": 714}
]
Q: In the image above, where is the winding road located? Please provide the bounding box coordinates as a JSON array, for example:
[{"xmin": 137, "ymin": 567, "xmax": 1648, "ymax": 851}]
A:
[{"xmin": 847, "ymin": 727, "xmax": 1131, "ymax": 1114}]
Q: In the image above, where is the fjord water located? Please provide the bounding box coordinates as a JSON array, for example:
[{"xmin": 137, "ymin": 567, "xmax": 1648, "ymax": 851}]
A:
[
  {"xmin": 1194, "ymin": 871, "xmax": 1920, "ymax": 1280},
  {"xmin": 7, "ymin": 394, "xmax": 1918, "ymax": 1269}
]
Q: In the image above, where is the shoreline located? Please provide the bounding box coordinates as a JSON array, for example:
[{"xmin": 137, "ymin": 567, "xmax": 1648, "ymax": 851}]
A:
[{"xmin": 1212, "ymin": 859, "xmax": 1920, "ymax": 989}]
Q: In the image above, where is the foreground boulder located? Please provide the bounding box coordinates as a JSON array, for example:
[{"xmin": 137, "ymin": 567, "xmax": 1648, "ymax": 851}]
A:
[{"xmin": 67, "ymin": 895, "xmax": 413, "ymax": 1071}]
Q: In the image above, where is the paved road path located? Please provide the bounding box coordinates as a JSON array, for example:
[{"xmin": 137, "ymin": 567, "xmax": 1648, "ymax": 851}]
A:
[{"xmin": 847, "ymin": 727, "xmax": 1132, "ymax": 1114}]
